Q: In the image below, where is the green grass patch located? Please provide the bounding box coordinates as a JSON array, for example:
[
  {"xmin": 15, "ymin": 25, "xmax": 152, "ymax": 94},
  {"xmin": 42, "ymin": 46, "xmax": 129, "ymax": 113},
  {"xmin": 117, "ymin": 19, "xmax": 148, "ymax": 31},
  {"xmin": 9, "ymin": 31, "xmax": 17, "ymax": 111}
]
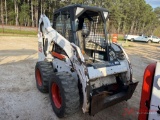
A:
[
  {"xmin": 0, "ymin": 28, "xmax": 37, "ymax": 35},
  {"xmin": 118, "ymin": 38, "xmax": 125, "ymax": 41},
  {"xmin": 118, "ymin": 34, "xmax": 125, "ymax": 41}
]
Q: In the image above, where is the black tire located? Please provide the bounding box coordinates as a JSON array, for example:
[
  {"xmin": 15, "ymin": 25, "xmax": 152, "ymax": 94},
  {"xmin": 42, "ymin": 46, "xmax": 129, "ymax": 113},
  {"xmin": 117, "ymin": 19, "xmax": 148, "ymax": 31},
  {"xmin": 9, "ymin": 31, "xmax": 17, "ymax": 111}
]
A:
[
  {"xmin": 49, "ymin": 72, "xmax": 80, "ymax": 118},
  {"xmin": 158, "ymin": 41, "xmax": 160, "ymax": 44},
  {"xmin": 35, "ymin": 61, "xmax": 53, "ymax": 93},
  {"xmin": 130, "ymin": 38, "xmax": 134, "ymax": 42}
]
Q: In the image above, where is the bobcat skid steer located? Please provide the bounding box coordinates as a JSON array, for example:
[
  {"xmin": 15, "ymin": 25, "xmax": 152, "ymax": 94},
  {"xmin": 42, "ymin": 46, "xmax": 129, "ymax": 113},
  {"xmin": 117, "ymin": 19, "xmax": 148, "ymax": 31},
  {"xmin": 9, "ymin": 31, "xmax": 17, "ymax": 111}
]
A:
[{"xmin": 35, "ymin": 4, "xmax": 138, "ymax": 118}]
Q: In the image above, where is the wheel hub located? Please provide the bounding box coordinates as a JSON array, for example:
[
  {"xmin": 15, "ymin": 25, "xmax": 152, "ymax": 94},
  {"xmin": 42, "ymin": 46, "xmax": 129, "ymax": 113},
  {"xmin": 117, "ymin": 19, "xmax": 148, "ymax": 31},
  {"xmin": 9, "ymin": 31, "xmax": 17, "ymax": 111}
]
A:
[
  {"xmin": 36, "ymin": 69, "xmax": 42, "ymax": 86},
  {"xmin": 51, "ymin": 83, "xmax": 62, "ymax": 108}
]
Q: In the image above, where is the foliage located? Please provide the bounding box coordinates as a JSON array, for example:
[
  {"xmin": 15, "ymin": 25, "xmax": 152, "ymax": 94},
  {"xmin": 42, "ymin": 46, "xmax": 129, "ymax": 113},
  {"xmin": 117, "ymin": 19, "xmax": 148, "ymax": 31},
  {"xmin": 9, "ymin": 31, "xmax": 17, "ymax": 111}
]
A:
[{"xmin": 0, "ymin": 0, "xmax": 159, "ymax": 36}]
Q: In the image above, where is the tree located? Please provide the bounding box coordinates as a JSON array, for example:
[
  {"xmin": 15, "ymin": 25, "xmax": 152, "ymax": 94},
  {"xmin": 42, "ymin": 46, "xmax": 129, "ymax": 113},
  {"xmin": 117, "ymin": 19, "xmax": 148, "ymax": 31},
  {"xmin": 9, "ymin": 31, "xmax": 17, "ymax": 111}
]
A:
[
  {"xmin": 14, "ymin": 0, "xmax": 20, "ymax": 26},
  {"xmin": 19, "ymin": 3, "xmax": 30, "ymax": 26},
  {"xmin": 0, "ymin": 0, "xmax": 159, "ymax": 36},
  {"xmin": 154, "ymin": 7, "xmax": 160, "ymax": 19},
  {"xmin": 5, "ymin": 0, "xmax": 7, "ymax": 24},
  {"xmin": 0, "ymin": 0, "xmax": 4, "ymax": 24}
]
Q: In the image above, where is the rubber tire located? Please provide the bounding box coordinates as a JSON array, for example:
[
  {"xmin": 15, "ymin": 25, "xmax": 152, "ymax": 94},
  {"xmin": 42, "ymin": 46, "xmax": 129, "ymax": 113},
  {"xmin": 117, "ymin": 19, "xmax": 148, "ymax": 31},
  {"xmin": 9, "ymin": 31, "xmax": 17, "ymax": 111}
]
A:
[
  {"xmin": 130, "ymin": 38, "xmax": 134, "ymax": 42},
  {"xmin": 158, "ymin": 41, "xmax": 160, "ymax": 44},
  {"xmin": 35, "ymin": 61, "xmax": 53, "ymax": 93},
  {"xmin": 49, "ymin": 72, "xmax": 80, "ymax": 118}
]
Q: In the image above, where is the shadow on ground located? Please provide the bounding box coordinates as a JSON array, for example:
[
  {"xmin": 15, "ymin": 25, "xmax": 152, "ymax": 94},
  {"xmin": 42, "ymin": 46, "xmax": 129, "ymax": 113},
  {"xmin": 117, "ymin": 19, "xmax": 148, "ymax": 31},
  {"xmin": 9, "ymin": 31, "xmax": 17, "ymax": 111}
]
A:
[{"xmin": 0, "ymin": 49, "xmax": 37, "ymax": 56}]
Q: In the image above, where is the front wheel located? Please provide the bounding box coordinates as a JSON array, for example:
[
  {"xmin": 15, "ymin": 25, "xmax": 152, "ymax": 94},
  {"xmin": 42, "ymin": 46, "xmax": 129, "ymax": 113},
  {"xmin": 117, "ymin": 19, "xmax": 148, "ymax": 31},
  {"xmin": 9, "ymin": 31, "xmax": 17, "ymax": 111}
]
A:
[
  {"xmin": 35, "ymin": 61, "xmax": 53, "ymax": 93},
  {"xmin": 49, "ymin": 72, "xmax": 80, "ymax": 118},
  {"xmin": 158, "ymin": 41, "xmax": 160, "ymax": 44}
]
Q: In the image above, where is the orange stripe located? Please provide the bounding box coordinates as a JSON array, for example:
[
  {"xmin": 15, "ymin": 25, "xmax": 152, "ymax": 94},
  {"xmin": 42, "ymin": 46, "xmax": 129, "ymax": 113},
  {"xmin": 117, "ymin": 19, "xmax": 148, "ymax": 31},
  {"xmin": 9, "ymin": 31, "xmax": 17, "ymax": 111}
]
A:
[{"xmin": 51, "ymin": 52, "xmax": 65, "ymax": 60}]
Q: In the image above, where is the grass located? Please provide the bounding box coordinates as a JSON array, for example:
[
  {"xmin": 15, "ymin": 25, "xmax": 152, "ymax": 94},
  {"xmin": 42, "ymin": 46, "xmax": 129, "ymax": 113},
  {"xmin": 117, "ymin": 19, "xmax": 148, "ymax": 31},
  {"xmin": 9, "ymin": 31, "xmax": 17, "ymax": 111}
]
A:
[
  {"xmin": 0, "ymin": 28, "xmax": 37, "ymax": 35},
  {"xmin": 117, "ymin": 34, "xmax": 125, "ymax": 41},
  {"xmin": 0, "ymin": 29, "xmax": 132, "ymax": 43}
]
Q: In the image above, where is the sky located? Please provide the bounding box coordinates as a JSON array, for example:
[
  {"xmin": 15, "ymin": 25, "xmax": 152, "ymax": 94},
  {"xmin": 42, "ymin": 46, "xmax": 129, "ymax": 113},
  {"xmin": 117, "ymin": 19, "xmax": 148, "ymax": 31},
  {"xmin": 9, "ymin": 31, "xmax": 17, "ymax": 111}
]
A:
[{"xmin": 146, "ymin": 0, "xmax": 160, "ymax": 8}]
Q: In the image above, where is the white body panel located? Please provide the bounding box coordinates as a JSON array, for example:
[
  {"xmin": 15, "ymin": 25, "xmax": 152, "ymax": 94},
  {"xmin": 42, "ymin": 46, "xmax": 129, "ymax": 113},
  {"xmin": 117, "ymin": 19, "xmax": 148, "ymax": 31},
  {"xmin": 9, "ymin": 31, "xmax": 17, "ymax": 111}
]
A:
[
  {"xmin": 148, "ymin": 36, "xmax": 160, "ymax": 43},
  {"xmin": 148, "ymin": 61, "xmax": 160, "ymax": 120},
  {"xmin": 88, "ymin": 61, "xmax": 128, "ymax": 79},
  {"xmin": 52, "ymin": 58, "xmax": 78, "ymax": 81},
  {"xmin": 124, "ymin": 34, "xmax": 148, "ymax": 42},
  {"xmin": 38, "ymin": 32, "xmax": 45, "ymax": 61},
  {"xmin": 124, "ymin": 35, "xmax": 137, "ymax": 40}
]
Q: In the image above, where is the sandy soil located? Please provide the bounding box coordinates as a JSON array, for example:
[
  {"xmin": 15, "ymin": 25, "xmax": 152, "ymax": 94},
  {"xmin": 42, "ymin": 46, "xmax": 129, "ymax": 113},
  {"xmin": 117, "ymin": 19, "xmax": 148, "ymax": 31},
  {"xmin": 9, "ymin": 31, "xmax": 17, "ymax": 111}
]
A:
[{"xmin": 0, "ymin": 36, "xmax": 160, "ymax": 120}]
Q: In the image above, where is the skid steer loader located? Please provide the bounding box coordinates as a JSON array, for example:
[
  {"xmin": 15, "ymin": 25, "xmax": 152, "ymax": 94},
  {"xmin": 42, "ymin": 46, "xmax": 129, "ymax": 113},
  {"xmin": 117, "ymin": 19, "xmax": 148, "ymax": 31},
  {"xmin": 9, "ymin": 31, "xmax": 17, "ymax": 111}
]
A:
[{"xmin": 35, "ymin": 4, "xmax": 138, "ymax": 118}]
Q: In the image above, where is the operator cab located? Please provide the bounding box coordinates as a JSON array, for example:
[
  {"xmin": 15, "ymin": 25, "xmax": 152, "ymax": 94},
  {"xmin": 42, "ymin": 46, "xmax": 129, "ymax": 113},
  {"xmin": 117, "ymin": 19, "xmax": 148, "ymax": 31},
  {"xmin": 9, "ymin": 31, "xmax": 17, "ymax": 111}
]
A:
[{"xmin": 52, "ymin": 4, "xmax": 111, "ymax": 62}]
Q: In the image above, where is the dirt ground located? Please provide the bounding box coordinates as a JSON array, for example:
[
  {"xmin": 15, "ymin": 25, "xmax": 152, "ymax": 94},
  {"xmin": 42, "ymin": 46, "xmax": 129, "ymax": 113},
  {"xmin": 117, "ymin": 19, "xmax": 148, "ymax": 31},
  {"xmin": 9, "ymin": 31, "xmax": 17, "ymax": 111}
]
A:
[{"xmin": 0, "ymin": 36, "xmax": 160, "ymax": 120}]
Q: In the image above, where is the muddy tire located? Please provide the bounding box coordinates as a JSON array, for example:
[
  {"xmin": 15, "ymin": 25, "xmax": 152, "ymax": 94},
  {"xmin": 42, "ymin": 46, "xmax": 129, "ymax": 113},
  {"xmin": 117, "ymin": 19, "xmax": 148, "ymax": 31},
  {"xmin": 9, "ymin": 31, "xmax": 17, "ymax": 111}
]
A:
[
  {"xmin": 35, "ymin": 61, "xmax": 53, "ymax": 93},
  {"xmin": 49, "ymin": 72, "xmax": 80, "ymax": 118}
]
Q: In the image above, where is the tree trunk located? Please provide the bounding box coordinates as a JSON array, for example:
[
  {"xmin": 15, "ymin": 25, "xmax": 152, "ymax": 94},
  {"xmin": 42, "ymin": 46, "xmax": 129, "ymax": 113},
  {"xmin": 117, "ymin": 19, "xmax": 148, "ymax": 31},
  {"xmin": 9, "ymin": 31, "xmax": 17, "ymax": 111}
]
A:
[
  {"xmin": 31, "ymin": 0, "xmax": 34, "ymax": 27},
  {"xmin": 38, "ymin": 0, "xmax": 41, "ymax": 25},
  {"xmin": 27, "ymin": 0, "xmax": 31, "ymax": 26},
  {"xmin": 130, "ymin": 20, "xmax": 135, "ymax": 34},
  {"xmin": 5, "ymin": 0, "xmax": 7, "ymax": 24},
  {"xmin": 14, "ymin": 0, "xmax": 19, "ymax": 26},
  {"xmin": 141, "ymin": 23, "xmax": 145, "ymax": 34},
  {"xmin": 133, "ymin": 20, "xmax": 138, "ymax": 34},
  {"xmin": 117, "ymin": 21, "xmax": 121, "ymax": 34},
  {"xmin": 41, "ymin": 0, "xmax": 42, "ymax": 14},
  {"xmin": 16, "ymin": 4, "xmax": 19, "ymax": 26},
  {"xmin": 35, "ymin": 1, "xmax": 39, "ymax": 27},
  {"xmin": 1, "ymin": 0, "xmax": 4, "ymax": 24},
  {"xmin": 122, "ymin": 22, "xmax": 126, "ymax": 34},
  {"xmin": 14, "ymin": 0, "xmax": 16, "ymax": 24}
]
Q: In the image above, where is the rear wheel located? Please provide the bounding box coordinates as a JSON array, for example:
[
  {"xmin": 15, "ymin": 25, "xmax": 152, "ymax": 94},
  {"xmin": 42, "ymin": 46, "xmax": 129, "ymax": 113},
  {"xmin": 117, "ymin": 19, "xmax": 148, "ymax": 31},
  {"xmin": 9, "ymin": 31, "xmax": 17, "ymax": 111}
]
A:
[
  {"xmin": 158, "ymin": 41, "xmax": 160, "ymax": 44},
  {"xmin": 49, "ymin": 72, "xmax": 80, "ymax": 118},
  {"xmin": 35, "ymin": 61, "xmax": 53, "ymax": 93}
]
